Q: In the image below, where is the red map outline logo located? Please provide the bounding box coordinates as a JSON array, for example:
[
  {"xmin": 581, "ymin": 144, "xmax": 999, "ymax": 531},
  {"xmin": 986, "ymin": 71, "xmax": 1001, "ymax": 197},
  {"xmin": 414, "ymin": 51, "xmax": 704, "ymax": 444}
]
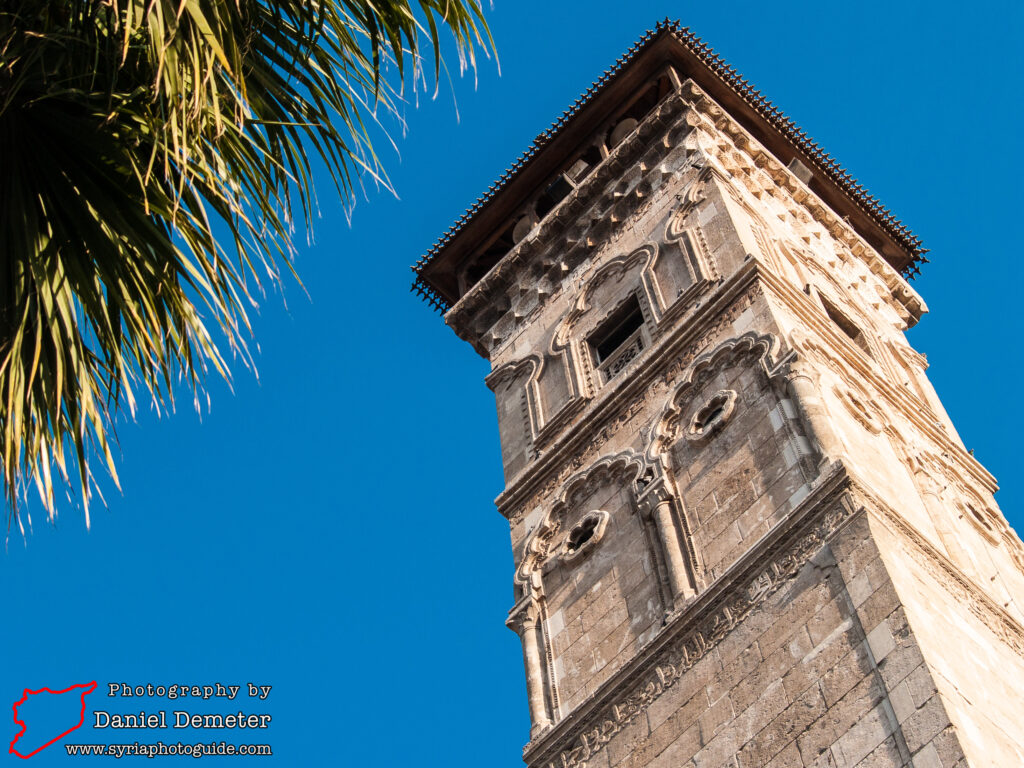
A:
[{"xmin": 9, "ymin": 681, "xmax": 97, "ymax": 759}]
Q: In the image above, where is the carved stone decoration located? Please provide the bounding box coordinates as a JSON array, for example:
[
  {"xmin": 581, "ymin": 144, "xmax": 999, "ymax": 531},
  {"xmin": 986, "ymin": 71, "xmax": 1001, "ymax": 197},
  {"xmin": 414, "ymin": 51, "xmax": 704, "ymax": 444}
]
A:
[
  {"xmin": 511, "ymin": 450, "xmax": 680, "ymax": 728},
  {"xmin": 550, "ymin": 230, "xmax": 717, "ymax": 400},
  {"xmin": 684, "ymin": 389, "xmax": 738, "ymax": 442},
  {"xmin": 555, "ymin": 247, "xmax": 657, "ymax": 345},
  {"xmin": 665, "ymin": 164, "xmax": 712, "ymax": 228},
  {"xmin": 506, "ymin": 599, "xmax": 554, "ymax": 738},
  {"xmin": 636, "ymin": 477, "xmax": 697, "ymax": 603},
  {"xmin": 784, "ymin": 327, "xmax": 871, "ymax": 466},
  {"xmin": 500, "ymin": 287, "xmax": 762, "ymax": 526},
  {"xmin": 445, "ymin": 93, "xmax": 709, "ymax": 357},
  {"xmin": 486, "ymin": 356, "xmax": 543, "ymax": 478},
  {"xmin": 960, "ymin": 501, "xmax": 1002, "ymax": 547},
  {"xmin": 832, "ymin": 381, "xmax": 884, "ymax": 435},
  {"xmin": 647, "ymin": 332, "xmax": 782, "ymax": 459},
  {"xmin": 1004, "ymin": 530, "xmax": 1024, "ymax": 575},
  {"xmin": 515, "ymin": 451, "xmax": 648, "ymax": 594},
  {"xmin": 545, "ymin": 246, "xmax": 656, "ymax": 407},
  {"xmin": 558, "ymin": 511, "xmax": 610, "ymax": 563},
  {"xmin": 646, "ymin": 333, "xmax": 795, "ymax": 587},
  {"xmin": 651, "ymin": 223, "xmax": 716, "ymax": 327}
]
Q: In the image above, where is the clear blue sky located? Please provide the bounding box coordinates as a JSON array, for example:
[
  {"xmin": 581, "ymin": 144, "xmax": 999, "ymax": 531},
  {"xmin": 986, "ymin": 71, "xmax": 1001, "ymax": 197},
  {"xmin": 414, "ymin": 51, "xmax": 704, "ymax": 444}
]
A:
[{"xmin": 3, "ymin": 2, "xmax": 1022, "ymax": 765}]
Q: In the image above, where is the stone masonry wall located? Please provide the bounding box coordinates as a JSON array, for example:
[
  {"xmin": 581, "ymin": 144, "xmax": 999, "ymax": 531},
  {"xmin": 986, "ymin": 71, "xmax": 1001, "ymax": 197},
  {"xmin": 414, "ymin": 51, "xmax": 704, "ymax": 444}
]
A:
[
  {"xmin": 871, "ymin": 514, "xmax": 1024, "ymax": 766},
  {"xmin": 549, "ymin": 506, "xmax": 968, "ymax": 768},
  {"xmin": 545, "ymin": 479, "xmax": 665, "ymax": 714}
]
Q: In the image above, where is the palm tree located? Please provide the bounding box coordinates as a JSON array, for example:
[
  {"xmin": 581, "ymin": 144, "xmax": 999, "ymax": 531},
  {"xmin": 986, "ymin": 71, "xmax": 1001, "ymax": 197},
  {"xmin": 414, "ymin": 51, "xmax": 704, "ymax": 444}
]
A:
[{"xmin": 0, "ymin": 1, "xmax": 492, "ymax": 524}]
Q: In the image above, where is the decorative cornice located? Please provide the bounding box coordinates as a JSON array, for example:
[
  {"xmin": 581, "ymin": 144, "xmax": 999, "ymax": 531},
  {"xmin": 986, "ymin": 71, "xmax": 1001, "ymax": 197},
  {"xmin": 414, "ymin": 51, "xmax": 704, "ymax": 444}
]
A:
[
  {"xmin": 442, "ymin": 74, "xmax": 921, "ymax": 361},
  {"xmin": 444, "ymin": 94, "xmax": 699, "ymax": 356},
  {"xmin": 862, "ymin": 490, "xmax": 1024, "ymax": 659},
  {"xmin": 413, "ymin": 20, "xmax": 926, "ymax": 313},
  {"xmin": 678, "ymin": 85, "xmax": 926, "ymax": 325}
]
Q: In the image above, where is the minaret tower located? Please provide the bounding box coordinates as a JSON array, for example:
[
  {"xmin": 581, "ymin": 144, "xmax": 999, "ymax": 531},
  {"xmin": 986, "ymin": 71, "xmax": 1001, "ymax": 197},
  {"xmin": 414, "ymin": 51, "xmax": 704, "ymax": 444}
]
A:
[{"xmin": 414, "ymin": 22, "xmax": 1024, "ymax": 768}]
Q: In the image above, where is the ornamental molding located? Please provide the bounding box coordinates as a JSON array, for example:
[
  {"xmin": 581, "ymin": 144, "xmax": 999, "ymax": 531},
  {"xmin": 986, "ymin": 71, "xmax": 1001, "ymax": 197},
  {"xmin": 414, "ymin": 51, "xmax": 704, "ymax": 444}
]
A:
[
  {"xmin": 727, "ymin": 173, "xmax": 921, "ymax": 332},
  {"xmin": 647, "ymin": 331, "xmax": 782, "ymax": 460},
  {"xmin": 515, "ymin": 450, "xmax": 647, "ymax": 595},
  {"xmin": 832, "ymin": 381, "xmax": 884, "ymax": 435},
  {"xmin": 486, "ymin": 355, "xmax": 542, "ymax": 393},
  {"xmin": 558, "ymin": 511, "xmax": 611, "ymax": 564},
  {"xmin": 543, "ymin": 224, "xmax": 716, "ymax": 409},
  {"xmin": 863, "ymin": 492, "xmax": 1024, "ymax": 660},
  {"xmin": 684, "ymin": 389, "xmax": 739, "ymax": 443},
  {"xmin": 414, "ymin": 21, "xmax": 927, "ymax": 315},
  {"xmin": 763, "ymin": 268, "xmax": 996, "ymax": 496},
  {"xmin": 523, "ymin": 464, "xmax": 858, "ymax": 768},
  {"xmin": 555, "ymin": 245, "xmax": 658, "ymax": 348},
  {"xmin": 498, "ymin": 269, "xmax": 762, "ymax": 525},
  {"xmin": 666, "ymin": 164, "xmax": 713, "ymax": 235}
]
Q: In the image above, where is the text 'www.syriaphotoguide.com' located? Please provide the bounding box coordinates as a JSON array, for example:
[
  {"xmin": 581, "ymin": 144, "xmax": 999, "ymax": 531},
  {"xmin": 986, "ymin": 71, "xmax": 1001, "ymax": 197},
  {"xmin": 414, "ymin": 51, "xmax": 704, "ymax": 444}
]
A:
[{"xmin": 65, "ymin": 741, "xmax": 272, "ymax": 758}]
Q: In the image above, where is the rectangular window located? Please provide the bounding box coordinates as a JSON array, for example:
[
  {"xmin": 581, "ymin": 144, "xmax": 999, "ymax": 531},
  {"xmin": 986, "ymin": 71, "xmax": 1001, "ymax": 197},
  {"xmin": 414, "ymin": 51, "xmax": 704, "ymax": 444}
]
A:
[{"xmin": 589, "ymin": 295, "xmax": 647, "ymax": 381}]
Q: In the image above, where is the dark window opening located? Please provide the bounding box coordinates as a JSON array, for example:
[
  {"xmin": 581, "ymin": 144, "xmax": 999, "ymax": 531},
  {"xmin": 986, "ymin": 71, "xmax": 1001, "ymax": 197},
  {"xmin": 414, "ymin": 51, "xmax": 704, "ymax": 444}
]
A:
[
  {"xmin": 691, "ymin": 393, "xmax": 731, "ymax": 437},
  {"xmin": 566, "ymin": 518, "xmax": 599, "ymax": 553},
  {"xmin": 536, "ymin": 144, "xmax": 607, "ymax": 218},
  {"xmin": 564, "ymin": 144, "xmax": 605, "ymax": 184},
  {"xmin": 463, "ymin": 220, "xmax": 516, "ymax": 287},
  {"xmin": 590, "ymin": 296, "xmax": 645, "ymax": 363},
  {"xmin": 696, "ymin": 404, "xmax": 725, "ymax": 430},
  {"xmin": 535, "ymin": 174, "xmax": 575, "ymax": 218},
  {"xmin": 966, "ymin": 505, "xmax": 993, "ymax": 532},
  {"xmin": 581, "ymin": 143, "xmax": 604, "ymax": 167},
  {"xmin": 608, "ymin": 75, "xmax": 673, "ymax": 143},
  {"xmin": 822, "ymin": 298, "xmax": 872, "ymax": 358}
]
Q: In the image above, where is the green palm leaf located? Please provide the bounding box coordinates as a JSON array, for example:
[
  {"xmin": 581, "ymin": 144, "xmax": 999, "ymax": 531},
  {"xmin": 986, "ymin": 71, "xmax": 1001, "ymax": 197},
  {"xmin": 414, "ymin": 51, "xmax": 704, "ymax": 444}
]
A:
[{"xmin": 0, "ymin": 0, "xmax": 493, "ymax": 524}]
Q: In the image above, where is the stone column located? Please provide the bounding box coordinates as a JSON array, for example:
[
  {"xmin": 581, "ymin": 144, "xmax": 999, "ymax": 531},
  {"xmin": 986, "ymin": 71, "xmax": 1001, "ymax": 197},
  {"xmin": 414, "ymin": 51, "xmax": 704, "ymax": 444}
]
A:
[
  {"xmin": 781, "ymin": 363, "xmax": 843, "ymax": 467},
  {"xmin": 506, "ymin": 601, "xmax": 551, "ymax": 737},
  {"xmin": 640, "ymin": 480, "xmax": 693, "ymax": 603}
]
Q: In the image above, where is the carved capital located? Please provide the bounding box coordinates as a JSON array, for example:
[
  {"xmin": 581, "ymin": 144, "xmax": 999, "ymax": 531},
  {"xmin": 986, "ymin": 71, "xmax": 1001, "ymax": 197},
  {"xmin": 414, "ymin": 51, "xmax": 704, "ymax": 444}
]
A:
[
  {"xmin": 506, "ymin": 597, "xmax": 542, "ymax": 635},
  {"xmin": 637, "ymin": 477, "xmax": 673, "ymax": 518}
]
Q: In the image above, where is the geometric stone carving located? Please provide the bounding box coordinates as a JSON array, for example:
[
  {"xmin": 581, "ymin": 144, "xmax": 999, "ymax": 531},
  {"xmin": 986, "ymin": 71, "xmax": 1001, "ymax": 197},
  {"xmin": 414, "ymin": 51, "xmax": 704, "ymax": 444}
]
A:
[
  {"xmin": 558, "ymin": 510, "xmax": 610, "ymax": 563},
  {"xmin": 537, "ymin": 470, "xmax": 858, "ymax": 768},
  {"xmin": 683, "ymin": 388, "xmax": 737, "ymax": 442},
  {"xmin": 648, "ymin": 332, "xmax": 780, "ymax": 458}
]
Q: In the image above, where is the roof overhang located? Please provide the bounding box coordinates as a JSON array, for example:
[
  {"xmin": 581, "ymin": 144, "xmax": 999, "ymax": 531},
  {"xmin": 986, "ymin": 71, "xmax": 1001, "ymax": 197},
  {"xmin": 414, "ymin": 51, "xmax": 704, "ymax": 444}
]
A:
[{"xmin": 413, "ymin": 22, "xmax": 926, "ymax": 312}]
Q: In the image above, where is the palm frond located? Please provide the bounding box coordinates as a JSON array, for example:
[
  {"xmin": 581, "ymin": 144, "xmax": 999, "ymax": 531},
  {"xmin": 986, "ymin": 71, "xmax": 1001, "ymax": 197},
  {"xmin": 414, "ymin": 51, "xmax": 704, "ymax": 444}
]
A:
[{"xmin": 0, "ymin": 0, "xmax": 494, "ymax": 524}]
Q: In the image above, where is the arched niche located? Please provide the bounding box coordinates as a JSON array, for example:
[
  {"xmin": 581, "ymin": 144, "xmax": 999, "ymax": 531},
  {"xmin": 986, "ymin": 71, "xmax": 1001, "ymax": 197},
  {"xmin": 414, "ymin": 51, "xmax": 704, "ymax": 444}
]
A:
[
  {"xmin": 648, "ymin": 333, "xmax": 816, "ymax": 580},
  {"xmin": 485, "ymin": 357, "xmax": 541, "ymax": 479},
  {"xmin": 514, "ymin": 451, "xmax": 672, "ymax": 714}
]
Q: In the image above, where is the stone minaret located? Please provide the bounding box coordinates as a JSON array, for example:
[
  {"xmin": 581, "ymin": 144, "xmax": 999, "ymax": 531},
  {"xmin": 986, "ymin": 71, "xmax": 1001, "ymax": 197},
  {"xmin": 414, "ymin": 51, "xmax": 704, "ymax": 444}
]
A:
[{"xmin": 414, "ymin": 22, "xmax": 1024, "ymax": 768}]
